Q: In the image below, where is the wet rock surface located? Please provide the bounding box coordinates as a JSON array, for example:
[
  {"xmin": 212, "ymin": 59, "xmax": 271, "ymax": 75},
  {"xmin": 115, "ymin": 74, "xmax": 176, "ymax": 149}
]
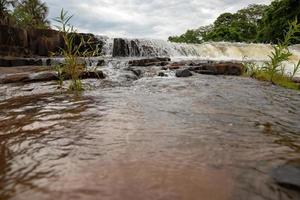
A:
[
  {"xmin": 0, "ymin": 57, "xmax": 43, "ymax": 67},
  {"xmin": 0, "ymin": 66, "xmax": 105, "ymax": 84},
  {"xmin": 272, "ymin": 161, "xmax": 300, "ymax": 190},
  {"xmin": 175, "ymin": 69, "xmax": 193, "ymax": 77},
  {"xmin": 188, "ymin": 62, "xmax": 244, "ymax": 76},
  {"xmin": 128, "ymin": 57, "xmax": 170, "ymax": 67}
]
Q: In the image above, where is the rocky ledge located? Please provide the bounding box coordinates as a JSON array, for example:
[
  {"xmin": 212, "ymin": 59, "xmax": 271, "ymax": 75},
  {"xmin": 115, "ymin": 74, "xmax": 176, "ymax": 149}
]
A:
[
  {"xmin": 127, "ymin": 58, "xmax": 244, "ymax": 77},
  {"xmin": 0, "ymin": 66, "xmax": 105, "ymax": 84},
  {"xmin": 0, "ymin": 25, "xmax": 103, "ymax": 57}
]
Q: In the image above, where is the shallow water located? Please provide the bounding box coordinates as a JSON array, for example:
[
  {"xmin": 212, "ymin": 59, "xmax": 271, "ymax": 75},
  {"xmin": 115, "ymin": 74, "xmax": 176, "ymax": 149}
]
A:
[{"xmin": 0, "ymin": 70, "xmax": 300, "ymax": 200}]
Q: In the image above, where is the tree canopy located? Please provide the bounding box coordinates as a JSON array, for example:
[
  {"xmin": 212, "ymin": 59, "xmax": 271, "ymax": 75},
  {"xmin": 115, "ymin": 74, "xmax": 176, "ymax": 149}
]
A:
[
  {"xmin": 169, "ymin": 0, "xmax": 300, "ymax": 45},
  {"xmin": 257, "ymin": 0, "xmax": 300, "ymax": 44},
  {"xmin": 0, "ymin": 0, "xmax": 49, "ymax": 28}
]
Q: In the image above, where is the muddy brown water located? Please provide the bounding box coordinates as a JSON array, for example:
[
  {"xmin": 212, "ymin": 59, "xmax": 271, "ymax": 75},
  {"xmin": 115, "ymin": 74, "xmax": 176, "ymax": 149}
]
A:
[{"xmin": 0, "ymin": 73, "xmax": 300, "ymax": 200}]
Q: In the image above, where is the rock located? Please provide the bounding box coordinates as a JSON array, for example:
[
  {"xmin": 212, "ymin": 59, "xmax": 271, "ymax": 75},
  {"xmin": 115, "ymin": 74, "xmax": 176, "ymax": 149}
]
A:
[
  {"xmin": 292, "ymin": 77, "xmax": 300, "ymax": 83},
  {"xmin": 0, "ymin": 25, "xmax": 103, "ymax": 57},
  {"xmin": 175, "ymin": 69, "xmax": 193, "ymax": 77},
  {"xmin": 0, "ymin": 70, "xmax": 105, "ymax": 84},
  {"xmin": 162, "ymin": 60, "xmax": 211, "ymax": 70},
  {"xmin": 112, "ymin": 38, "xmax": 140, "ymax": 57},
  {"xmin": 158, "ymin": 71, "xmax": 166, "ymax": 77},
  {"xmin": 97, "ymin": 59, "xmax": 105, "ymax": 66},
  {"xmin": 46, "ymin": 59, "xmax": 52, "ymax": 66},
  {"xmin": 165, "ymin": 62, "xmax": 182, "ymax": 70},
  {"xmin": 79, "ymin": 71, "xmax": 106, "ymax": 79},
  {"xmin": 0, "ymin": 58, "xmax": 43, "ymax": 67},
  {"xmin": 128, "ymin": 57, "xmax": 171, "ymax": 67},
  {"xmin": 129, "ymin": 68, "xmax": 143, "ymax": 77},
  {"xmin": 272, "ymin": 161, "xmax": 300, "ymax": 190},
  {"xmin": 0, "ymin": 73, "xmax": 31, "ymax": 84},
  {"xmin": 29, "ymin": 71, "xmax": 58, "ymax": 82},
  {"xmin": 189, "ymin": 62, "xmax": 244, "ymax": 76}
]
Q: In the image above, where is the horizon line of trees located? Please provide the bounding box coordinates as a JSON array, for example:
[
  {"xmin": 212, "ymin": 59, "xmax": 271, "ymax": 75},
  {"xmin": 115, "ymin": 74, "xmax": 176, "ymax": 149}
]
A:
[
  {"xmin": 169, "ymin": 0, "xmax": 300, "ymax": 45},
  {"xmin": 0, "ymin": 0, "xmax": 49, "ymax": 28}
]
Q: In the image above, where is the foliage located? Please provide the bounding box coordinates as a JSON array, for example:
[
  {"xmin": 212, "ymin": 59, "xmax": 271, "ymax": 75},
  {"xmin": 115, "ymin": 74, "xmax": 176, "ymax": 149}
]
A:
[
  {"xmin": 169, "ymin": 4, "xmax": 267, "ymax": 44},
  {"xmin": 0, "ymin": 0, "xmax": 16, "ymax": 25},
  {"xmin": 53, "ymin": 9, "xmax": 100, "ymax": 91},
  {"xmin": 168, "ymin": 1, "xmax": 300, "ymax": 45},
  {"xmin": 169, "ymin": 29, "xmax": 201, "ymax": 44},
  {"xmin": 257, "ymin": 0, "xmax": 300, "ymax": 44},
  {"xmin": 169, "ymin": 25, "xmax": 213, "ymax": 44},
  {"xmin": 13, "ymin": 0, "xmax": 50, "ymax": 28}
]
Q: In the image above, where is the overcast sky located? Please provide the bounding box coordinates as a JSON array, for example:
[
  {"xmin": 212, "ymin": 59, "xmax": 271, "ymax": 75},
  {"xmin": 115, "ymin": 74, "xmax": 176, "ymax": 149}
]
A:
[{"xmin": 45, "ymin": 0, "xmax": 272, "ymax": 40}]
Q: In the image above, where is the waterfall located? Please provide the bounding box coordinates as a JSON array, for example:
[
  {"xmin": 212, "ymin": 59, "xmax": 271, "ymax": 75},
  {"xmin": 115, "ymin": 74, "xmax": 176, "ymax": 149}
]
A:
[{"xmin": 100, "ymin": 37, "xmax": 299, "ymax": 62}]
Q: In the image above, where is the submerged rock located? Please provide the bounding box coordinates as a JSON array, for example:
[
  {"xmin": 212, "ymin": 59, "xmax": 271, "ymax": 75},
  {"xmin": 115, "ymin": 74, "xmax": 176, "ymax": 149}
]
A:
[
  {"xmin": 175, "ymin": 69, "xmax": 193, "ymax": 77},
  {"xmin": 158, "ymin": 71, "xmax": 167, "ymax": 77},
  {"xmin": 272, "ymin": 161, "xmax": 300, "ymax": 190}
]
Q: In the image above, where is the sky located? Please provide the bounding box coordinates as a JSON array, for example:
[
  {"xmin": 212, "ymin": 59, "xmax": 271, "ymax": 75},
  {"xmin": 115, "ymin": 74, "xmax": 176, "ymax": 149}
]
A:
[{"xmin": 45, "ymin": 0, "xmax": 272, "ymax": 40}]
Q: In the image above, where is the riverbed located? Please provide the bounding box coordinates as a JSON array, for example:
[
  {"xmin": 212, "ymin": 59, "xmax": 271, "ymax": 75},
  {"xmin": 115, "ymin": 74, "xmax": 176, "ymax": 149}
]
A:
[{"xmin": 0, "ymin": 63, "xmax": 299, "ymax": 200}]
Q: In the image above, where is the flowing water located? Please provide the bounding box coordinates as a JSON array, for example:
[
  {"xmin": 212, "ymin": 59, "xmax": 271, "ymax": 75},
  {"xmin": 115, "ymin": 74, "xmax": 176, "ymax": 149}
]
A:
[{"xmin": 0, "ymin": 39, "xmax": 300, "ymax": 200}]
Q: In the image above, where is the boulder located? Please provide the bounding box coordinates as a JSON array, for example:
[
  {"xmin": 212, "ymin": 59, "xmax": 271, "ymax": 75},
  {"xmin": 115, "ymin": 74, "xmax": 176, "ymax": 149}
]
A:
[
  {"xmin": 128, "ymin": 57, "xmax": 170, "ymax": 67},
  {"xmin": 175, "ymin": 69, "xmax": 193, "ymax": 77},
  {"xmin": 189, "ymin": 62, "xmax": 244, "ymax": 76},
  {"xmin": 96, "ymin": 59, "xmax": 105, "ymax": 66},
  {"xmin": 79, "ymin": 71, "xmax": 106, "ymax": 79},
  {"xmin": 158, "ymin": 71, "xmax": 167, "ymax": 77},
  {"xmin": 292, "ymin": 77, "xmax": 300, "ymax": 83},
  {"xmin": 0, "ymin": 73, "xmax": 31, "ymax": 84},
  {"xmin": 112, "ymin": 38, "xmax": 135, "ymax": 57},
  {"xmin": 162, "ymin": 62, "xmax": 182, "ymax": 70},
  {"xmin": 0, "ymin": 70, "xmax": 106, "ymax": 84},
  {"xmin": 0, "ymin": 58, "xmax": 43, "ymax": 67},
  {"xmin": 129, "ymin": 68, "xmax": 143, "ymax": 77},
  {"xmin": 29, "ymin": 71, "xmax": 58, "ymax": 82}
]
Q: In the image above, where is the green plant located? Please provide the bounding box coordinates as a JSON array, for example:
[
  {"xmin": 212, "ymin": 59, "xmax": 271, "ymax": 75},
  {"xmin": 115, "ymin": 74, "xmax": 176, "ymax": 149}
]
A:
[
  {"xmin": 53, "ymin": 9, "xmax": 101, "ymax": 91},
  {"xmin": 265, "ymin": 18, "xmax": 300, "ymax": 83},
  {"xmin": 54, "ymin": 64, "xmax": 65, "ymax": 89},
  {"xmin": 14, "ymin": 0, "xmax": 50, "ymax": 28},
  {"xmin": 291, "ymin": 60, "xmax": 300, "ymax": 79},
  {"xmin": 53, "ymin": 9, "xmax": 84, "ymax": 91}
]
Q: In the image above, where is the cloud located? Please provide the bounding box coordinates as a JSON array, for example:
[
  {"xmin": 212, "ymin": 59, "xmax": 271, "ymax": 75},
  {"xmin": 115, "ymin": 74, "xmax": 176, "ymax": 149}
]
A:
[{"xmin": 44, "ymin": 0, "xmax": 272, "ymax": 39}]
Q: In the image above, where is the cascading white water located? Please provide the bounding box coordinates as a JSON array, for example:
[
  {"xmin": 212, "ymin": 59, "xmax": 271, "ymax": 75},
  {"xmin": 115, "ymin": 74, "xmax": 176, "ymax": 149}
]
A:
[
  {"xmin": 109, "ymin": 38, "xmax": 300, "ymax": 60},
  {"xmin": 98, "ymin": 37, "xmax": 300, "ymax": 76}
]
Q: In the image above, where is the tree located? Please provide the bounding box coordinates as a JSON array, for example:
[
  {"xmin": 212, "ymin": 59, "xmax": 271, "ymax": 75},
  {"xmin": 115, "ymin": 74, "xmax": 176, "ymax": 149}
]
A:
[
  {"xmin": 0, "ymin": 0, "xmax": 16, "ymax": 25},
  {"xmin": 168, "ymin": 4, "xmax": 267, "ymax": 44},
  {"xmin": 257, "ymin": 0, "xmax": 300, "ymax": 44},
  {"xmin": 237, "ymin": 4, "xmax": 268, "ymax": 25},
  {"xmin": 204, "ymin": 4, "xmax": 267, "ymax": 42},
  {"xmin": 13, "ymin": 0, "xmax": 50, "ymax": 28},
  {"xmin": 169, "ymin": 29, "xmax": 202, "ymax": 44}
]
